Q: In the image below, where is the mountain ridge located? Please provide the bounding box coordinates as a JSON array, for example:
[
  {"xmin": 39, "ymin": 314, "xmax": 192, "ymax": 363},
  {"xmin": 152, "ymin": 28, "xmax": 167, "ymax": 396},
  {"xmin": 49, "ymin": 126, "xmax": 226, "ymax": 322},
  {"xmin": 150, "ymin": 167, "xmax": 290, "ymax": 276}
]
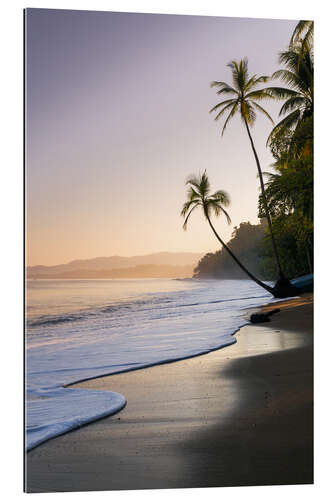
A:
[{"xmin": 27, "ymin": 252, "xmax": 204, "ymax": 279}]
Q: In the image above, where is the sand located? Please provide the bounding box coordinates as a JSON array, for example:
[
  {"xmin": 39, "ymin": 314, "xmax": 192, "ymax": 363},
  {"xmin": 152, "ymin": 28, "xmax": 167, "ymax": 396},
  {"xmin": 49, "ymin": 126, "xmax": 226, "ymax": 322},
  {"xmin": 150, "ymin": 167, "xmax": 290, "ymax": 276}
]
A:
[{"xmin": 25, "ymin": 295, "xmax": 313, "ymax": 492}]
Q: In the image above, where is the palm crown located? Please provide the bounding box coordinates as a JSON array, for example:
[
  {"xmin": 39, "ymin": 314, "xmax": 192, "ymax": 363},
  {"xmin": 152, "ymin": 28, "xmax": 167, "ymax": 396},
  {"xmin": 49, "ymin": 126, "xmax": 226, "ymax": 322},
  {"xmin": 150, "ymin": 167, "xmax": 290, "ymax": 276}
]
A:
[
  {"xmin": 209, "ymin": 58, "xmax": 274, "ymax": 134},
  {"xmin": 181, "ymin": 171, "xmax": 231, "ymax": 230},
  {"xmin": 265, "ymin": 44, "xmax": 313, "ymax": 145}
]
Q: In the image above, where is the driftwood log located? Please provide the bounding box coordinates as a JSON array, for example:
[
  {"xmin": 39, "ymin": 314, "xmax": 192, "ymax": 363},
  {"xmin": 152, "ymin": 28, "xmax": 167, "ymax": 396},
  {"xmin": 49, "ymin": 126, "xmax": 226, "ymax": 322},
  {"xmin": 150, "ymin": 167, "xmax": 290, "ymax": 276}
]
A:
[{"xmin": 250, "ymin": 308, "xmax": 281, "ymax": 324}]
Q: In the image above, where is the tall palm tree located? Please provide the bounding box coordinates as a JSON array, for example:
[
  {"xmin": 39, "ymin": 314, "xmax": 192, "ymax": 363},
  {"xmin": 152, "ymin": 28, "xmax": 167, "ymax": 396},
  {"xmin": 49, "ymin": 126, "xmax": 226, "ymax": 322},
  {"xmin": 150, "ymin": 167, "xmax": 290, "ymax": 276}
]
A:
[
  {"xmin": 181, "ymin": 171, "xmax": 274, "ymax": 294},
  {"xmin": 209, "ymin": 58, "xmax": 286, "ymax": 282},
  {"xmin": 265, "ymin": 45, "xmax": 313, "ymax": 147}
]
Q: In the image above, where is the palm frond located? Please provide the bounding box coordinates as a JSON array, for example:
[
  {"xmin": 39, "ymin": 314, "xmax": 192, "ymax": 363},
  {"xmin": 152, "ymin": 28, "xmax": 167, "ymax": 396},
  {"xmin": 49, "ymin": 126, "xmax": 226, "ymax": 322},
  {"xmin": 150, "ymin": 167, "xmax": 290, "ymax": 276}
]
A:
[
  {"xmin": 182, "ymin": 203, "xmax": 200, "ymax": 230},
  {"xmin": 243, "ymin": 74, "xmax": 257, "ymax": 92},
  {"xmin": 276, "ymin": 47, "xmax": 313, "ymax": 90},
  {"xmin": 301, "ymin": 23, "xmax": 314, "ymax": 51},
  {"xmin": 227, "ymin": 60, "xmax": 240, "ymax": 90},
  {"xmin": 264, "ymin": 86, "xmax": 299, "ymax": 100},
  {"xmin": 210, "ymin": 81, "xmax": 238, "ymax": 96},
  {"xmin": 218, "ymin": 205, "xmax": 232, "ymax": 224},
  {"xmin": 271, "ymin": 69, "xmax": 306, "ymax": 92},
  {"xmin": 181, "ymin": 198, "xmax": 198, "ymax": 217},
  {"xmin": 220, "ymin": 102, "xmax": 238, "ymax": 136},
  {"xmin": 266, "ymin": 109, "xmax": 301, "ymax": 146},
  {"xmin": 244, "ymin": 74, "xmax": 270, "ymax": 92},
  {"xmin": 262, "ymin": 171, "xmax": 279, "ymax": 181},
  {"xmin": 213, "ymin": 101, "xmax": 237, "ymax": 122},
  {"xmin": 227, "ymin": 58, "xmax": 249, "ymax": 91},
  {"xmin": 216, "ymin": 86, "xmax": 237, "ymax": 96},
  {"xmin": 253, "ymin": 75, "xmax": 270, "ymax": 84},
  {"xmin": 200, "ymin": 170, "xmax": 210, "ymax": 197},
  {"xmin": 250, "ymin": 101, "xmax": 274, "ymax": 124},
  {"xmin": 208, "ymin": 201, "xmax": 232, "ymax": 224},
  {"xmin": 290, "ymin": 20, "xmax": 313, "ymax": 46},
  {"xmin": 279, "ymin": 96, "xmax": 308, "ymax": 116},
  {"xmin": 211, "ymin": 189, "xmax": 230, "ymax": 206},
  {"xmin": 185, "ymin": 174, "xmax": 202, "ymax": 192},
  {"xmin": 245, "ymin": 89, "xmax": 275, "ymax": 101},
  {"xmin": 209, "ymin": 98, "xmax": 236, "ymax": 115},
  {"xmin": 186, "ymin": 186, "xmax": 201, "ymax": 204}
]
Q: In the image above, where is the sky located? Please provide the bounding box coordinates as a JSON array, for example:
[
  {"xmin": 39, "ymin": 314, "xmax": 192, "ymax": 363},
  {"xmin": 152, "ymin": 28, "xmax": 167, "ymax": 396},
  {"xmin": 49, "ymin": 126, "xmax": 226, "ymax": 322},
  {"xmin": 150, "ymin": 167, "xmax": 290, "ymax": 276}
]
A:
[{"xmin": 26, "ymin": 8, "xmax": 296, "ymax": 266}]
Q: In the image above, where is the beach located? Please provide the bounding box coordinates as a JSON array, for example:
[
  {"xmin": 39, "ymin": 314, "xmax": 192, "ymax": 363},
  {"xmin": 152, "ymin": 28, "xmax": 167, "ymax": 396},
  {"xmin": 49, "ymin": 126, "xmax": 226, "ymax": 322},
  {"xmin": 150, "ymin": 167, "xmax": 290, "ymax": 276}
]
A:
[{"xmin": 25, "ymin": 294, "xmax": 313, "ymax": 492}]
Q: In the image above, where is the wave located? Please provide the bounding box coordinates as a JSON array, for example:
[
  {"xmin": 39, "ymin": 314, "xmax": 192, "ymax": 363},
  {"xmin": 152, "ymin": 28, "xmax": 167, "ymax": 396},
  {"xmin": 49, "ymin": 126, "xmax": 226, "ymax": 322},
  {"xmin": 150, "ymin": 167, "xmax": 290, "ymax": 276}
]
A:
[
  {"xmin": 27, "ymin": 298, "xmax": 157, "ymax": 328},
  {"xmin": 28, "ymin": 313, "xmax": 86, "ymax": 328},
  {"xmin": 27, "ymin": 292, "xmax": 267, "ymax": 329}
]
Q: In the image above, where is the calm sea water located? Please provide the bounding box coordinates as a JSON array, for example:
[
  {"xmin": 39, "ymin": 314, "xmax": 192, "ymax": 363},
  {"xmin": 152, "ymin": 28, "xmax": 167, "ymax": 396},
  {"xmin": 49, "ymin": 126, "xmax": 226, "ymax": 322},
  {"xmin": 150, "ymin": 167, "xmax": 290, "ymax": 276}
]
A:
[{"xmin": 25, "ymin": 278, "xmax": 275, "ymax": 450}]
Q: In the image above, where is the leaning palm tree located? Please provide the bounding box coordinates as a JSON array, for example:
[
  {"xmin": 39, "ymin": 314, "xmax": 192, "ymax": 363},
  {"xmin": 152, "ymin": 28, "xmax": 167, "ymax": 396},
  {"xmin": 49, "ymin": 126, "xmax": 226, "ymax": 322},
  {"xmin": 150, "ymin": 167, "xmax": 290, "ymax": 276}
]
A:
[
  {"xmin": 210, "ymin": 58, "xmax": 287, "ymax": 284},
  {"xmin": 265, "ymin": 45, "xmax": 313, "ymax": 148},
  {"xmin": 181, "ymin": 171, "xmax": 274, "ymax": 294}
]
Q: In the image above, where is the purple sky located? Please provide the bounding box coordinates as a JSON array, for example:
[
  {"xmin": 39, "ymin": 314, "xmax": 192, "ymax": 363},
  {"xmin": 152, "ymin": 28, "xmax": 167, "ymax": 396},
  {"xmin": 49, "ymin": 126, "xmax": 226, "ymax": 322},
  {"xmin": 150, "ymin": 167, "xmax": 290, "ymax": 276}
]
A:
[{"xmin": 26, "ymin": 8, "xmax": 296, "ymax": 266}]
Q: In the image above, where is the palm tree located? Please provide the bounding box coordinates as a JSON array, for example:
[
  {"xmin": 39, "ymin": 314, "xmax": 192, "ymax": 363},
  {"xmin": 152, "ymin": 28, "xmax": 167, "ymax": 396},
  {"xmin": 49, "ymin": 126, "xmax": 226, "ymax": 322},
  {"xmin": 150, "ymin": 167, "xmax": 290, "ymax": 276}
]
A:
[
  {"xmin": 181, "ymin": 171, "xmax": 274, "ymax": 294},
  {"xmin": 265, "ymin": 45, "xmax": 313, "ymax": 148},
  {"xmin": 209, "ymin": 58, "xmax": 286, "ymax": 283}
]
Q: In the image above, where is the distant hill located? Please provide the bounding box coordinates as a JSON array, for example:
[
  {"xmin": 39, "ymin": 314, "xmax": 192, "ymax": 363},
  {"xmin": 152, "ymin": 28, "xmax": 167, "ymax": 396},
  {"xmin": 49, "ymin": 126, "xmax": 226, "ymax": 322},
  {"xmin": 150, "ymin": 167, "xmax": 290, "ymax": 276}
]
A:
[{"xmin": 27, "ymin": 252, "xmax": 204, "ymax": 279}]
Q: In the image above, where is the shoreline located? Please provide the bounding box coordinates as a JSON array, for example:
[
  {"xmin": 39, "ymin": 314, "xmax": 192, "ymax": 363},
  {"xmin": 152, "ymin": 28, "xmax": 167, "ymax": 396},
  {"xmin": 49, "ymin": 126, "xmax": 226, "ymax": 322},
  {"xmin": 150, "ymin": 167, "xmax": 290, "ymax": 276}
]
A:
[
  {"xmin": 26, "ymin": 294, "xmax": 313, "ymax": 492},
  {"xmin": 60, "ymin": 294, "xmax": 311, "ymax": 390},
  {"xmin": 25, "ymin": 285, "xmax": 287, "ymax": 452}
]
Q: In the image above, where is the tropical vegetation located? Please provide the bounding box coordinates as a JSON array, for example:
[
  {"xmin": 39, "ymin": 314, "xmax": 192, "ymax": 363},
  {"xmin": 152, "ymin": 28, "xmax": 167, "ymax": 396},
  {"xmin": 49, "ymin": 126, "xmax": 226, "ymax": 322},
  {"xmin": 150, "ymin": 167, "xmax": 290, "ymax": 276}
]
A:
[
  {"xmin": 193, "ymin": 218, "xmax": 311, "ymax": 281},
  {"xmin": 182, "ymin": 20, "xmax": 313, "ymax": 292},
  {"xmin": 261, "ymin": 20, "xmax": 313, "ymax": 278},
  {"xmin": 193, "ymin": 221, "xmax": 268, "ymax": 279}
]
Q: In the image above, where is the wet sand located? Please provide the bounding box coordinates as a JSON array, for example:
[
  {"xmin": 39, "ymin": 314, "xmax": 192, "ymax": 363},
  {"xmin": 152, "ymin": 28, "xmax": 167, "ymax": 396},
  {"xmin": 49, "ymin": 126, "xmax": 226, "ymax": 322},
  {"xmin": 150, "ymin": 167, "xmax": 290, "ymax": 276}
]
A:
[{"xmin": 25, "ymin": 295, "xmax": 313, "ymax": 492}]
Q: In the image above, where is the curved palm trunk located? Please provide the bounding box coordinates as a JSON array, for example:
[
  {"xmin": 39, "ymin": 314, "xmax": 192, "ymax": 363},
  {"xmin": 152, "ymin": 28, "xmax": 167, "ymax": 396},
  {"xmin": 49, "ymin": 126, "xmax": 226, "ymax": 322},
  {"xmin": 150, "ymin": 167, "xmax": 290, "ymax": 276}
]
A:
[
  {"xmin": 243, "ymin": 119, "xmax": 285, "ymax": 280},
  {"xmin": 205, "ymin": 210, "xmax": 274, "ymax": 294}
]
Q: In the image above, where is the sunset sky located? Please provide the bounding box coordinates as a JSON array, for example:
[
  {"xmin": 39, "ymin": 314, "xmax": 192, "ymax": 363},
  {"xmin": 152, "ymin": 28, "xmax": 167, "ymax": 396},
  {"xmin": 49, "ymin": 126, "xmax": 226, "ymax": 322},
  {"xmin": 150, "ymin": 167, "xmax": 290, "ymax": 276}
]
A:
[{"xmin": 26, "ymin": 8, "xmax": 296, "ymax": 266}]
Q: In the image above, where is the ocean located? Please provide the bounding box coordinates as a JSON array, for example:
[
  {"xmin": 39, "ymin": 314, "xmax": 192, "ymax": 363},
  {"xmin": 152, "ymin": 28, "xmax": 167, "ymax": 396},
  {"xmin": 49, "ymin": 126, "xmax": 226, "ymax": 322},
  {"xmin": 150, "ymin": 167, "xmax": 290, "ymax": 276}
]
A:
[{"xmin": 25, "ymin": 278, "xmax": 277, "ymax": 450}]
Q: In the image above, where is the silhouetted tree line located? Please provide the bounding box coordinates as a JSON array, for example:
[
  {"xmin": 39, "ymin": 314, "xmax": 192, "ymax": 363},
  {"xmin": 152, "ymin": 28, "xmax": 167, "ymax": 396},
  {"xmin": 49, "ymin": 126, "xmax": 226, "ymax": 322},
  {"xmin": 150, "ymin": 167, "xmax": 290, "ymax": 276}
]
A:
[{"xmin": 194, "ymin": 217, "xmax": 311, "ymax": 281}]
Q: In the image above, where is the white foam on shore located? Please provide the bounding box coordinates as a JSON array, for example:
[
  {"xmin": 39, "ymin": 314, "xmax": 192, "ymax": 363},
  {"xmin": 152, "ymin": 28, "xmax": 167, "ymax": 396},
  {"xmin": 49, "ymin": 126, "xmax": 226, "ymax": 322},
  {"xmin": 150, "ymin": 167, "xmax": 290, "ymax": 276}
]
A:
[
  {"xmin": 26, "ymin": 278, "xmax": 277, "ymax": 450},
  {"xmin": 27, "ymin": 388, "xmax": 126, "ymax": 450}
]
